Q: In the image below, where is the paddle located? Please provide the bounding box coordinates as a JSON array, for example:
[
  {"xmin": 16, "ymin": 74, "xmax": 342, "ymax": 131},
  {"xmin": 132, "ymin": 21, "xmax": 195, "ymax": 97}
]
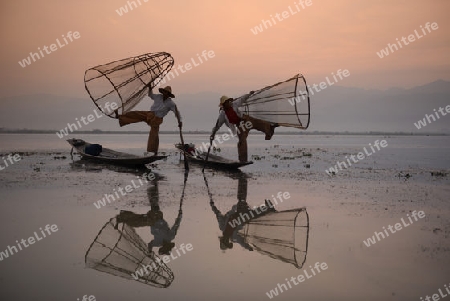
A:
[
  {"xmin": 202, "ymin": 137, "xmax": 214, "ymax": 173},
  {"xmin": 178, "ymin": 127, "xmax": 189, "ymax": 171},
  {"xmin": 179, "ymin": 170, "xmax": 188, "ymax": 210},
  {"xmin": 202, "ymin": 172, "xmax": 213, "ymax": 203},
  {"xmin": 202, "ymin": 117, "xmax": 220, "ymax": 172}
]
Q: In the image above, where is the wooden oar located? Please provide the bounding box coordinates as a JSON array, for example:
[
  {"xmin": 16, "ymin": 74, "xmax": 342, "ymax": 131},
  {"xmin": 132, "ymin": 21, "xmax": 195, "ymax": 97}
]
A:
[
  {"xmin": 203, "ymin": 117, "xmax": 220, "ymax": 172},
  {"xmin": 178, "ymin": 127, "xmax": 189, "ymax": 171},
  {"xmin": 179, "ymin": 170, "xmax": 189, "ymax": 209}
]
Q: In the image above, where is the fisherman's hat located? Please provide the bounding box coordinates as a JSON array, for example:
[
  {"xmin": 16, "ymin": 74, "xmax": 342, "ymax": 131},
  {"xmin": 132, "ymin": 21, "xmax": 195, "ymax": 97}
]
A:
[
  {"xmin": 159, "ymin": 86, "xmax": 175, "ymax": 98},
  {"xmin": 219, "ymin": 95, "xmax": 233, "ymax": 107}
]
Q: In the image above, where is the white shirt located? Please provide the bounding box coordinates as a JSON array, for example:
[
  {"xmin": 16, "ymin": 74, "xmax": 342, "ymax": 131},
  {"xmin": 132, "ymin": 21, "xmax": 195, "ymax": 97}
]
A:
[{"xmin": 148, "ymin": 90, "xmax": 181, "ymax": 120}]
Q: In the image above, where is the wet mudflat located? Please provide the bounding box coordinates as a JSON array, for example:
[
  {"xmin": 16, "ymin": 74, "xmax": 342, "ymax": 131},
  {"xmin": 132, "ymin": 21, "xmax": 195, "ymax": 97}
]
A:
[{"xmin": 0, "ymin": 134, "xmax": 449, "ymax": 301}]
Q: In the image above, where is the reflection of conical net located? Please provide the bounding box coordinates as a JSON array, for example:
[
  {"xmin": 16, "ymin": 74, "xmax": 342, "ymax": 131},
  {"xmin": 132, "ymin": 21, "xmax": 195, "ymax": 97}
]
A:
[
  {"xmin": 85, "ymin": 217, "xmax": 174, "ymax": 288},
  {"xmin": 84, "ymin": 52, "xmax": 174, "ymax": 118},
  {"xmin": 237, "ymin": 208, "xmax": 309, "ymax": 268}
]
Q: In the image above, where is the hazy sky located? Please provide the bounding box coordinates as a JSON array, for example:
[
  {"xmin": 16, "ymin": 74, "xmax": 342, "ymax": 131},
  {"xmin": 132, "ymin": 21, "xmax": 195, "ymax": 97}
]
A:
[{"xmin": 1, "ymin": 0, "xmax": 449, "ymax": 99}]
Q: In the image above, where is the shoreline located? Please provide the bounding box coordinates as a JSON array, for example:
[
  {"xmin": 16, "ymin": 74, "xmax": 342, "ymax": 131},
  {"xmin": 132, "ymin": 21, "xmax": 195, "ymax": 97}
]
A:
[{"xmin": 1, "ymin": 129, "xmax": 449, "ymax": 136}]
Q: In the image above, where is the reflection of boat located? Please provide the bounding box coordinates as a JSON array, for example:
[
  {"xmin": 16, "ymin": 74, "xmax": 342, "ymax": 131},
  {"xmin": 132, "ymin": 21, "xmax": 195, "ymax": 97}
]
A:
[
  {"xmin": 69, "ymin": 156, "xmax": 165, "ymax": 178},
  {"xmin": 68, "ymin": 138, "xmax": 167, "ymax": 167},
  {"xmin": 85, "ymin": 217, "xmax": 174, "ymax": 288},
  {"xmin": 175, "ymin": 143, "xmax": 253, "ymax": 170}
]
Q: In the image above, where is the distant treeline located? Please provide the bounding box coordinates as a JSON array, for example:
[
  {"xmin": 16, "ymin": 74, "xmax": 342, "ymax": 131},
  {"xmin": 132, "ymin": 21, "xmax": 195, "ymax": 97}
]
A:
[{"xmin": 0, "ymin": 128, "xmax": 448, "ymax": 136}]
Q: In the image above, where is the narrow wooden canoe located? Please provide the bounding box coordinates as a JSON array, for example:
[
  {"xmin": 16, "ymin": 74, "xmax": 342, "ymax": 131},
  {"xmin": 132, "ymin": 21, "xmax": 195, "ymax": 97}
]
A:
[
  {"xmin": 67, "ymin": 138, "xmax": 166, "ymax": 167},
  {"xmin": 175, "ymin": 143, "xmax": 253, "ymax": 170}
]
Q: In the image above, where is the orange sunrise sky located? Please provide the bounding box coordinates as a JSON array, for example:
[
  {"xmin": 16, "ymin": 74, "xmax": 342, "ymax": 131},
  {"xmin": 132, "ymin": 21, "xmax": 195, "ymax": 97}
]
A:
[{"xmin": 1, "ymin": 0, "xmax": 449, "ymax": 99}]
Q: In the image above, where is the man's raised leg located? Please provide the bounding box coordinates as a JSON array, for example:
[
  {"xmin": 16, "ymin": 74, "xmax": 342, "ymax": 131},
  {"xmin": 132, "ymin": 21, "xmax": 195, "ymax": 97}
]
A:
[
  {"xmin": 243, "ymin": 115, "xmax": 275, "ymax": 140},
  {"xmin": 118, "ymin": 111, "xmax": 149, "ymax": 127}
]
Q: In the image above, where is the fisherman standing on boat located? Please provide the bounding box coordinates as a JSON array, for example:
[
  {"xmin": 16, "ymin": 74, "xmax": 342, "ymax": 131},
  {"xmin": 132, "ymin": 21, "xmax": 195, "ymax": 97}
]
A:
[
  {"xmin": 210, "ymin": 93, "xmax": 277, "ymax": 162},
  {"xmin": 116, "ymin": 85, "xmax": 182, "ymax": 155}
]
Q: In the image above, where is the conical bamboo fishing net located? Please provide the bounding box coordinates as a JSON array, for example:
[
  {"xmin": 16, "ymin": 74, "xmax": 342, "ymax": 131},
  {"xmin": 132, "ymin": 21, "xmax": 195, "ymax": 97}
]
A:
[
  {"xmin": 238, "ymin": 74, "xmax": 310, "ymax": 129},
  {"xmin": 84, "ymin": 52, "xmax": 174, "ymax": 118}
]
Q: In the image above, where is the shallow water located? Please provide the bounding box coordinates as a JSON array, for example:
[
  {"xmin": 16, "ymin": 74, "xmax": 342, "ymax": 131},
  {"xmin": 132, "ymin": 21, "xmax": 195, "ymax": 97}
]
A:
[{"xmin": 0, "ymin": 134, "xmax": 449, "ymax": 301}]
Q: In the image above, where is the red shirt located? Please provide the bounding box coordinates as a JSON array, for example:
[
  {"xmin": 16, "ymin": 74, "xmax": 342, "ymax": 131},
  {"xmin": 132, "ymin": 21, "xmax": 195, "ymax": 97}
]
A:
[{"xmin": 224, "ymin": 107, "xmax": 241, "ymax": 125}]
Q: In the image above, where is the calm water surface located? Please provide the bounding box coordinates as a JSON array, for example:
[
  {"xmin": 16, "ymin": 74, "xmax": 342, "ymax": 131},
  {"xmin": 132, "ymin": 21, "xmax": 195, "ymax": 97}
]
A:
[{"xmin": 0, "ymin": 133, "xmax": 449, "ymax": 301}]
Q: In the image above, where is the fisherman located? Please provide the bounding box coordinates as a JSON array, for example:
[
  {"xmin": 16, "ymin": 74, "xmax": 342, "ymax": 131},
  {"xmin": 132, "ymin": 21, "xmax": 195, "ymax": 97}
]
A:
[
  {"xmin": 115, "ymin": 85, "xmax": 182, "ymax": 156},
  {"xmin": 210, "ymin": 92, "xmax": 277, "ymax": 162}
]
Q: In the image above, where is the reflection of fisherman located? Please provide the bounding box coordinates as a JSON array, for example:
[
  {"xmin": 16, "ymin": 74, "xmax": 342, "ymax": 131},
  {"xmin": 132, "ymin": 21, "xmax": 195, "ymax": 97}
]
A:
[
  {"xmin": 147, "ymin": 179, "xmax": 182, "ymax": 255},
  {"xmin": 115, "ymin": 176, "xmax": 182, "ymax": 256},
  {"xmin": 210, "ymin": 93, "xmax": 278, "ymax": 162},
  {"xmin": 208, "ymin": 174, "xmax": 275, "ymax": 250}
]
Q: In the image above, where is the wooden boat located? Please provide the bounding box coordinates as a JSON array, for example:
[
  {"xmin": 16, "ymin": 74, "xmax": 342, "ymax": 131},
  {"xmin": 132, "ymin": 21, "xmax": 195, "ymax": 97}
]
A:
[
  {"xmin": 175, "ymin": 143, "xmax": 253, "ymax": 170},
  {"xmin": 67, "ymin": 138, "xmax": 166, "ymax": 167}
]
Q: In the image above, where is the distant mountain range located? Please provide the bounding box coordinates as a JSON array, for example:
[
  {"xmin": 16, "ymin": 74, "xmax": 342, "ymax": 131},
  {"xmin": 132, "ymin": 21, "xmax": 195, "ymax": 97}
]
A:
[{"xmin": 0, "ymin": 80, "xmax": 449, "ymax": 134}]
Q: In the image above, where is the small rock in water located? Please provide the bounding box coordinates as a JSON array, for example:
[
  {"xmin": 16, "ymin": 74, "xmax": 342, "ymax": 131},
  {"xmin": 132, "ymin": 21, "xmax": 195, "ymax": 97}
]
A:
[{"xmin": 433, "ymin": 228, "xmax": 442, "ymax": 234}]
